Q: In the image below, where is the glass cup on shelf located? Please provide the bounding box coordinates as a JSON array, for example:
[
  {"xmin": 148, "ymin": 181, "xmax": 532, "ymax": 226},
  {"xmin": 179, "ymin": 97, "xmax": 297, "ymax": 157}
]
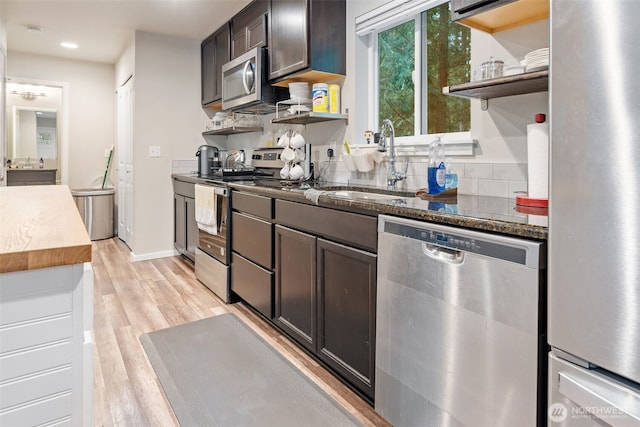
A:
[{"xmin": 473, "ymin": 57, "xmax": 504, "ymax": 81}]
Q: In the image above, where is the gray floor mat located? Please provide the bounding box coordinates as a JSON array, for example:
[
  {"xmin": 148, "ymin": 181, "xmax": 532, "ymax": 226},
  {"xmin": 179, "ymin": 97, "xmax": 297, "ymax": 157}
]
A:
[{"xmin": 140, "ymin": 313, "xmax": 362, "ymax": 427}]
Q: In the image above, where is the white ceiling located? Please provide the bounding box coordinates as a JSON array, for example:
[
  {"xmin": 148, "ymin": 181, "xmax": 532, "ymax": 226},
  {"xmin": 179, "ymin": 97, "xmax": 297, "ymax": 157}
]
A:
[{"xmin": 3, "ymin": 0, "xmax": 253, "ymax": 64}]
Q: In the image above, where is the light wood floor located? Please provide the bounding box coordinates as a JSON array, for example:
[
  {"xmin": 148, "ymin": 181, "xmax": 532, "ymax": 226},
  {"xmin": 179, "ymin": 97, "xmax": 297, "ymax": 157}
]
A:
[{"xmin": 92, "ymin": 238, "xmax": 390, "ymax": 426}]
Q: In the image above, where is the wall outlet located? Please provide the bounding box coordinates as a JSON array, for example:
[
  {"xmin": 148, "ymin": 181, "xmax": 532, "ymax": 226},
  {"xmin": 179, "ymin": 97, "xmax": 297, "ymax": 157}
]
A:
[{"xmin": 148, "ymin": 146, "xmax": 161, "ymax": 158}]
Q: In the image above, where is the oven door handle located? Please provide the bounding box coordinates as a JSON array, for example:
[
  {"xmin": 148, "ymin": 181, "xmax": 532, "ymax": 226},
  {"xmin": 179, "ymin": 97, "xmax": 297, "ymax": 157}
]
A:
[
  {"xmin": 213, "ymin": 186, "xmax": 228, "ymax": 197},
  {"xmin": 216, "ymin": 192, "xmax": 228, "ymax": 234}
]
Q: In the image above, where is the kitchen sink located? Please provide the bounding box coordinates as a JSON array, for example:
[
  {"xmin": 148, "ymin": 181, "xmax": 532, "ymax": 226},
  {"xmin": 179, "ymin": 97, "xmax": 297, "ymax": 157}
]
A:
[{"xmin": 329, "ymin": 190, "xmax": 412, "ymax": 201}]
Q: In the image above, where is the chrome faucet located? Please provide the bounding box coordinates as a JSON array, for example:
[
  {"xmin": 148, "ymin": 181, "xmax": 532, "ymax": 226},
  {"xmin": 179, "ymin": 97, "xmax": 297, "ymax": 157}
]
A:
[{"xmin": 378, "ymin": 119, "xmax": 407, "ymax": 190}]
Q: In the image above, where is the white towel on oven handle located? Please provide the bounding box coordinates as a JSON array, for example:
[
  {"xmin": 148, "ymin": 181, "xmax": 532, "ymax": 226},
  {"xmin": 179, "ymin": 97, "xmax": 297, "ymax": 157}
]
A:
[{"xmin": 194, "ymin": 184, "xmax": 217, "ymax": 235}]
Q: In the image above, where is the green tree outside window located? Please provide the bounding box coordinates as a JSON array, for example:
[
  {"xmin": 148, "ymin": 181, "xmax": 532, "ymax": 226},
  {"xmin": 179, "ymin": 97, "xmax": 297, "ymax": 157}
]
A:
[{"xmin": 378, "ymin": 3, "xmax": 470, "ymax": 137}]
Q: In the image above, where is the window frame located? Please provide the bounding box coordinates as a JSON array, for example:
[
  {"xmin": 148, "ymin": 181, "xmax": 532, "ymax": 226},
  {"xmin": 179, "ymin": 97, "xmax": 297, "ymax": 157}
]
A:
[{"xmin": 362, "ymin": 0, "xmax": 472, "ymax": 146}]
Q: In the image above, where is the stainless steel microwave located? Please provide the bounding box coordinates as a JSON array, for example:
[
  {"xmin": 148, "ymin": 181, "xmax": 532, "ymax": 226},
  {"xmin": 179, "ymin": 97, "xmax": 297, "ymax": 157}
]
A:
[{"xmin": 221, "ymin": 47, "xmax": 288, "ymax": 114}]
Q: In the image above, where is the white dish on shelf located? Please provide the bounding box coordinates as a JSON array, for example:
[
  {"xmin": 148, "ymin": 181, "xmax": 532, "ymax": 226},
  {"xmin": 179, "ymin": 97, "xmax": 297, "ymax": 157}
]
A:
[
  {"xmin": 288, "ymin": 82, "xmax": 310, "ymax": 100},
  {"xmin": 504, "ymin": 65, "xmax": 526, "ymax": 76},
  {"xmin": 288, "ymin": 105, "xmax": 311, "ymax": 114},
  {"xmin": 283, "ymin": 97, "xmax": 312, "ymax": 105},
  {"xmin": 526, "ymin": 64, "xmax": 549, "ymax": 72},
  {"xmin": 524, "ymin": 47, "xmax": 549, "ymax": 72}
]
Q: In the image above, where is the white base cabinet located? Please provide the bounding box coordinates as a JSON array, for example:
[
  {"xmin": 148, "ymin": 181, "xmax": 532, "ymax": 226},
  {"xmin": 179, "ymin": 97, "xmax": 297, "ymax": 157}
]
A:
[{"xmin": 0, "ymin": 262, "xmax": 93, "ymax": 426}]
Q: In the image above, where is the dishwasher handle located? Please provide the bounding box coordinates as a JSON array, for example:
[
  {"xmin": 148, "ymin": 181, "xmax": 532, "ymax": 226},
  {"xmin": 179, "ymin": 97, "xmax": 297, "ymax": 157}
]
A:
[
  {"xmin": 379, "ymin": 215, "xmax": 543, "ymax": 269},
  {"xmin": 422, "ymin": 243, "xmax": 464, "ymax": 264}
]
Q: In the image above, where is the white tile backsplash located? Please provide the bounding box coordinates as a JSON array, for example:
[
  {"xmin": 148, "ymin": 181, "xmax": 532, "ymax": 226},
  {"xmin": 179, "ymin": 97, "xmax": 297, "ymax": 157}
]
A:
[
  {"xmin": 492, "ymin": 163, "xmax": 527, "ymax": 181},
  {"xmin": 171, "ymin": 159, "xmax": 198, "ymax": 174},
  {"xmin": 458, "ymin": 177, "xmax": 478, "ymax": 195},
  {"xmin": 316, "ymin": 159, "xmax": 529, "ymax": 199},
  {"xmin": 478, "ymin": 179, "xmax": 509, "ymax": 198},
  {"xmin": 463, "ymin": 163, "xmax": 493, "ymax": 179},
  {"xmin": 508, "ymin": 180, "xmax": 528, "ymax": 195}
]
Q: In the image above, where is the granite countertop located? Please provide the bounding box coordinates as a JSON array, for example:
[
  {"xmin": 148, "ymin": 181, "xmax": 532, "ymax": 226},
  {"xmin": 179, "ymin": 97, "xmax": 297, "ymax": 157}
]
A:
[
  {"xmin": 172, "ymin": 174, "xmax": 548, "ymax": 240},
  {"xmin": 0, "ymin": 185, "xmax": 92, "ymax": 273}
]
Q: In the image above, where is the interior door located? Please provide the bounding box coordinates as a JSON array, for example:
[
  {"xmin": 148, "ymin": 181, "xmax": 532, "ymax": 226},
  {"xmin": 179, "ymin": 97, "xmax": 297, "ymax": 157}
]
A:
[
  {"xmin": 117, "ymin": 77, "xmax": 133, "ymax": 247},
  {"xmin": 0, "ymin": 47, "xmax": 6, "ymax": 187}
]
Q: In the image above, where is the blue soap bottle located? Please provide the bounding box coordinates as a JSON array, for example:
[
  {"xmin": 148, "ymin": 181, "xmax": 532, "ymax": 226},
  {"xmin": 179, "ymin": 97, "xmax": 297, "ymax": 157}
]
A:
[{"xmin": 427, "ymin": 137, "xmax": 446, "ymax": 194}]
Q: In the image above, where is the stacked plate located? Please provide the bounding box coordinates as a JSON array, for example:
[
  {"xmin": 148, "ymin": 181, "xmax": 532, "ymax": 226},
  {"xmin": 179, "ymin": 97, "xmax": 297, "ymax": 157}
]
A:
[
  {"xmin": 525, "ymin": 47, "xmax": 549, "ymax": 72},
  {"xmin": 504, "ymin": 65, "xmax": 526, "ymax": 76}
]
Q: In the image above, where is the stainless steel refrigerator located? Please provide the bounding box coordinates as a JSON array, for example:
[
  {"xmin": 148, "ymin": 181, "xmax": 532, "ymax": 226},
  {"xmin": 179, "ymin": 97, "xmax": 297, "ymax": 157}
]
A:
[{"xmin": 549, "ymin": 0, "xmax": 640, "ymax": 424}]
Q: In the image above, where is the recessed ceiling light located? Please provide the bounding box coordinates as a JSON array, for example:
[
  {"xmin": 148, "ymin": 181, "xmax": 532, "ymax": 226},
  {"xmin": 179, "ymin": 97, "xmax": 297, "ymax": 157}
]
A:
[
  {"xmin": 25, "ymin": 25, "xmax": 43, "ymax": 33},
  {"xmin": 60, "ymin": 42, "xmax": 79, "ymax": 49}
]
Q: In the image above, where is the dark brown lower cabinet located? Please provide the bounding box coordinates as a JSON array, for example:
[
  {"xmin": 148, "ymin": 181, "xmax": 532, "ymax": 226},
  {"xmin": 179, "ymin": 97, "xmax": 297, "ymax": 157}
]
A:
[
  {"xmin": 173, "ymin": 179, "xmax": 197, "ymax": 262},
  {"xmin": 317, "ymin": 238, "xmax": 376, "ymax": 400},
  {"xmin": 275, "ymin": 224, "xmax": 376, "ymax": 400},
  {"xmin": 275, "ymin": 225, "xmax": 317, "ymax": 353}
]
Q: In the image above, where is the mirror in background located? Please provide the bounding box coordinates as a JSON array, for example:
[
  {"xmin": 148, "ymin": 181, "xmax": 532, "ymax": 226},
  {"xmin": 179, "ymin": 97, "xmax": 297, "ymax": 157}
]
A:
[
  {"xmin": 5, "ymin": 82, "xmax": 62, "ymax": 180},
  {"xmin": 10, "ymin": 108, "xmax": 57, "ymax": 164}
]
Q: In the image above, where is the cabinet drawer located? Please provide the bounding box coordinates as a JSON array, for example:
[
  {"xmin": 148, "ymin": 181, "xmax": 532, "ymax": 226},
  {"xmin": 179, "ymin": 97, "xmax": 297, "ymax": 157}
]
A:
[
  {"xmin": 275, "ymin": 200, "xmax": 377, "ymax": 252},
  {"xmin": 173, "ymin": 179, "xmax": 195, "ymax": 198},
  {"xmin": 232, "ymin": 253, "xmax": 274, "ymax": 319},
  {"xmin": 232, "ymin": 191, "xmax": 273, "ymax": 219},
  {"xmin": 232, "ymin": 212, "xmax": 273, "ymax": 268}
]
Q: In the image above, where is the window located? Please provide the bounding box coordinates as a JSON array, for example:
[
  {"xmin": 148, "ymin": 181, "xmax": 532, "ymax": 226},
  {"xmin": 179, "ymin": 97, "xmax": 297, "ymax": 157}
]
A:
[{"xmin": 362, "ymin": 1, "xmax": 471, "ymax": 140}]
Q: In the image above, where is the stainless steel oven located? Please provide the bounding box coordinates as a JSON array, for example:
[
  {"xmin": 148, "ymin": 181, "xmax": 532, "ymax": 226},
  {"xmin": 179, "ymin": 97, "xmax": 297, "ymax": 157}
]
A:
[{"xmin": 194, "ymin": 184, "xmax": 231, "ymax": 302}]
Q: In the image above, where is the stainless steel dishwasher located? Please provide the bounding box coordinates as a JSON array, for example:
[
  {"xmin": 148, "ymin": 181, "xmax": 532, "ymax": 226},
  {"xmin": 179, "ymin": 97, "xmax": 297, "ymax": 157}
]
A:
[{"xmin": 375, "ymin": 215, "xmax": 546, "ymax": 427}]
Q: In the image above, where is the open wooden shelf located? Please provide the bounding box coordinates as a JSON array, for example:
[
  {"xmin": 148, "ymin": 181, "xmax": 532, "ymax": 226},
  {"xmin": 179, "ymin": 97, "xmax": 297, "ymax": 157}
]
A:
[
  {"xmin": 271, "ymin": 112, "xmax": 348, "ymax": 125},
  {"xmin": 202, "ymin": 127, "xmax": 263, "ymax": 136},
  {"xmin": 443, "ymin": 69, "xmax": 548, "ymax": 108}
]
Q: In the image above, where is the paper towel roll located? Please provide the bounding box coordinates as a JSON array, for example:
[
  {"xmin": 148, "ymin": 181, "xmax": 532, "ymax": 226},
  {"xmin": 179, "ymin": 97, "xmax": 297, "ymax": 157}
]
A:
[{"xmin": 527, "ymin": 122, "xmax": 549, "ymax": 199}]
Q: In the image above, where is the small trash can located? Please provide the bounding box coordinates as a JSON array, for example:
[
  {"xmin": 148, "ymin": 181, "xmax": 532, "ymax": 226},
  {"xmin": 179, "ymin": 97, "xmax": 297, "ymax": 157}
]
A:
[{"xmin": 71, "ymin": 188, "xmax": 115, "ymax": 240}]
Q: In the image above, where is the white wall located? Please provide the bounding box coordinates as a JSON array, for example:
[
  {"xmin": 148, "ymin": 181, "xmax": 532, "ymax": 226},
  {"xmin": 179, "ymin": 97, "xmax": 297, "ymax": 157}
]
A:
[
  {"xmin": 0, "ymin": 4, "xmax": 5, "ymax": 49},
  {"xmin": 116, "ymin": 39, "xmax": 134, "ymax": 87},
  {"xmin": 130, "ymin": 31, "xmax": 203, "ymax": 258},
  {"xmin": 469, "ymin": 19, "xmax": 549, "ymax": 164},
  {"xmin": 6, "ymin": 51, "xmax": 115, "ymax": 189}
]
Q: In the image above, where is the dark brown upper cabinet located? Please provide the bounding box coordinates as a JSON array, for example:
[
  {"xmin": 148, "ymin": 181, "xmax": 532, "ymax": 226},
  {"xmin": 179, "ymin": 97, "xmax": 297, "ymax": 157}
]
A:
[
  {"xmin": 268, "ymin": 0, "xmax": 346, "ymax": 85},
  {"xmin": 231, "ymin": 0, "xmax": 269, "ymax": 60},
  {"xmin": 201, "ymin": 23, "xmax": 230, "ymax": 108}
]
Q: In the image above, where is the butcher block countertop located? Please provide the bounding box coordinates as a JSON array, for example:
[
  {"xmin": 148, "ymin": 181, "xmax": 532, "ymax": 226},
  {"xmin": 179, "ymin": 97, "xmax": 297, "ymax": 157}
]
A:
[{"xmin": 0, "ymin": 185, "xmax": 92, "ymax": 273}]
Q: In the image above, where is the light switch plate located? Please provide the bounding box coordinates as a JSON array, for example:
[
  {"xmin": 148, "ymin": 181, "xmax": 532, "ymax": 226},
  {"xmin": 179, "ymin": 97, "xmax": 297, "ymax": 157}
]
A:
[{"xmin": 149, "ymin": 146, "xmax": 161, "ymax": 157}]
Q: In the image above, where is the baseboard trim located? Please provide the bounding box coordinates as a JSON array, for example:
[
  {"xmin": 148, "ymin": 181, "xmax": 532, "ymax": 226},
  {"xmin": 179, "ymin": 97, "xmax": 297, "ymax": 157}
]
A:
[{"xmin": 129, "ymin": 250, "xmax": 179, "ymax": 262}]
